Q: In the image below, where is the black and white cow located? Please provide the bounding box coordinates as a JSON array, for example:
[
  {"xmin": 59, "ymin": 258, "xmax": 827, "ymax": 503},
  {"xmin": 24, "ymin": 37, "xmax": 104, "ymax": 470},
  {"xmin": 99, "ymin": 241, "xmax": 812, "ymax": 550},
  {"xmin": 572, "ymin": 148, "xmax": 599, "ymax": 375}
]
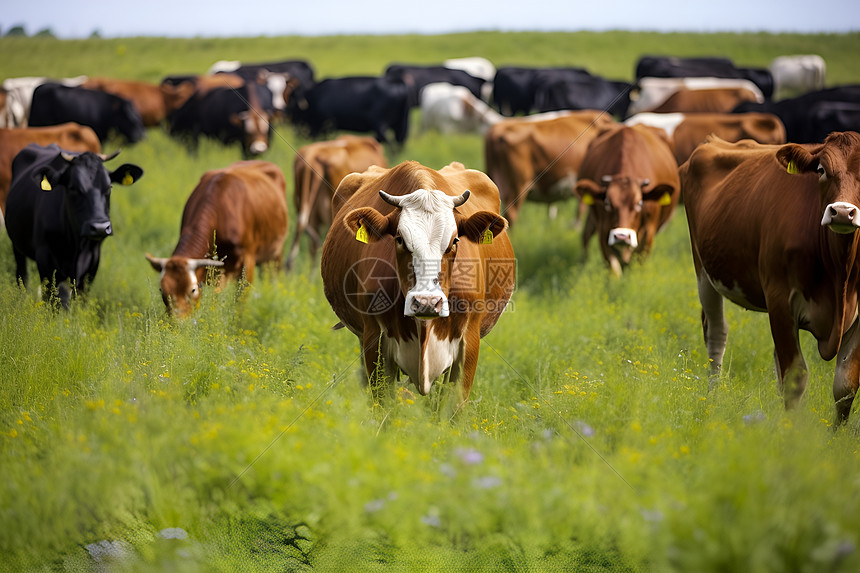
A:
[{"xmin": 5, "ymin": 143, "xmax": 143, "ymax": 306}]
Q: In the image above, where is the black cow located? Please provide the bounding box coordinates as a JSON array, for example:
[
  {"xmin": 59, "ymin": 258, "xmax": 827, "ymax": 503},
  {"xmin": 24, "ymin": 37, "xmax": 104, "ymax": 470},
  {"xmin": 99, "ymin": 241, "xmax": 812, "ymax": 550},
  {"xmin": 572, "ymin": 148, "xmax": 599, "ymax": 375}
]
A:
[
  {"xmin": 635, "ymin": 55, "xmax": 774, "ymax": 100},
  {"xmin": 733, "ymin": 85, "xmax": 860, "ymax": 143},
  {"xmin": 5, "ymin": 143, "xmax": 143, "ymax": 307},
  {"xmin": 167, "ymin": 83, "xmax": 274, "ymax": 157},
  {"xmin": 228, "ymin": 59, "xmax": 316, "ymax": 91},
  {"xmin": 28, "ymin": 83, "xmax": 146, "ymax": 144},
  {"xmin": 533, "ymin": 76, "xmax": 632, "ymax": 117},
  {"xmin": 385, "ymin": 64, "xmax": 485, "ymax": 108},
  {"xmin": 491, "ymin": 66, "xmax": 593, "ymax": 116},
  {"xmin": 287, "ymin": 76, "xmax": 410, "ymax": 145}
]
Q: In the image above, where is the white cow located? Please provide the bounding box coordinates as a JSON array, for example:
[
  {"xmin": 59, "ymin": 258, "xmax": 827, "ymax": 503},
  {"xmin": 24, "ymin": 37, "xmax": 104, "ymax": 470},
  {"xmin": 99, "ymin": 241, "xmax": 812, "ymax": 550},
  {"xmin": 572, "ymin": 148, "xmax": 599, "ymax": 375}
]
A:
[
  {"xmin": 420, "ymin": 82, "xmax": 504, "ymax": 134},
  {"xmin": 770, "ymin": 55, "xmax": 826, "ymax": 99},
  {"xmin": 627, "ymin": 76, "xmax": 765, "ymax": 116},
  {"xmin": 0, "ymin": 76, "xmax": 88, "ymax": 127},
  {"xmin": 206, "ymin": 60, "xmax": 242, "ymax": 75}
]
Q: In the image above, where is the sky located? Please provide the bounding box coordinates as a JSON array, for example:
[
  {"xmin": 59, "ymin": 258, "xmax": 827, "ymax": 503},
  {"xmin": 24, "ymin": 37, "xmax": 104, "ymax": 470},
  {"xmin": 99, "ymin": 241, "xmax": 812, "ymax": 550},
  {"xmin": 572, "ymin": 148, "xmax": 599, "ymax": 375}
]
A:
[{"xmin": 3, "ymin": 0, "xmax": 859, "ymax": 38}]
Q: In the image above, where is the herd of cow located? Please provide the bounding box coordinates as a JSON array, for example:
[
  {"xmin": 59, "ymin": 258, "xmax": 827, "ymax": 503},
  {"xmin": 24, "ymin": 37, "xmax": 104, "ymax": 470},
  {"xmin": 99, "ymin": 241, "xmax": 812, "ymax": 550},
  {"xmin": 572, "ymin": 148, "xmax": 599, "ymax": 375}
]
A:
[{"xmin": 2, "ymin": 52, "xmax": 860, "ymax": 423}]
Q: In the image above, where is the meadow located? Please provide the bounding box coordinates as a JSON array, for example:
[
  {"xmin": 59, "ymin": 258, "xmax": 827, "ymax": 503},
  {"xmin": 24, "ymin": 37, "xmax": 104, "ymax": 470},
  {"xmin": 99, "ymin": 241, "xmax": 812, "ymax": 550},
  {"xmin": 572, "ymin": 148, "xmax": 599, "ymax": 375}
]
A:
[{"xmin": 2, "ymin": 30, "xmax": 860, "ymax": 571}]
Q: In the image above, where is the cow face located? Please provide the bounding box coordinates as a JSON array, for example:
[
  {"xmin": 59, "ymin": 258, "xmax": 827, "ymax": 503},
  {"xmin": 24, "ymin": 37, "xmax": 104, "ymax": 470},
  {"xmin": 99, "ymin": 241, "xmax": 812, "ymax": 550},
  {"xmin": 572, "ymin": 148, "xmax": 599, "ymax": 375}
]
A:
[
  {"xmin": 145, "ymin": 254, "xmax": 225, "ymax": 317},
  {"xmin": 343, "ymin": 189, "xmax": 507, "ymax": 319},
  {"xmin": 41, "ymin": 152, "xmax": 143, "ymax": 240},
  {"xmin": 577, "ymin": 175, "xmax": 675, "ymax": 262},
  {"xmin": 776, "ymin": 132, "xmax": 860, "ymax": 235},
  {"xmin": 230, "ymin": 109, "xmax": 271, "ymax": 156}
]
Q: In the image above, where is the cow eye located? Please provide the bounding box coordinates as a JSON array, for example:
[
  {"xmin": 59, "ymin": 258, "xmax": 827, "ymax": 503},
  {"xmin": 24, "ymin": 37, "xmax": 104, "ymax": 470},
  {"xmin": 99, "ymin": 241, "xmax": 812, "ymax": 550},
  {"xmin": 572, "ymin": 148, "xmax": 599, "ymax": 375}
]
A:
[
  {"xmin": 817, "ymin": 164, "xmax": 827, "ymax": 179},
  {"xmin": 394, "ymin": 236, "xmax": 404, "ymax": 247},
  {"xmin": 453, "ymin": 237, "xmax": 460, "ymax": 245}
]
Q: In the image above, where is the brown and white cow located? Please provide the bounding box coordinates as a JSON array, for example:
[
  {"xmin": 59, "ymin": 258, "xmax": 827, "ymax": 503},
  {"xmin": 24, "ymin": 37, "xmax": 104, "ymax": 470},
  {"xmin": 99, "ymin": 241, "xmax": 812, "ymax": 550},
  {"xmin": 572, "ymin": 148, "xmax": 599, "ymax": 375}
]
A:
[
  {"xmin": 0, "ymin": 123, "xmax": 102, "ymax": 222},
  {"xmin": 82, "ymin": 77, "xmax": 167, "ymax": 127},
  {"xmin": 681, "ymin": 132, "xmax": 860, "ymax": 423},
  {"xmin": 484, "ymin": 110, "xmax": 617, "ymax": 226},
  {"xmin": 146, "ymin": 160, "xmax": 288, "ymax": 317},
  {"xmin": 286, "ymin": 135, "xmax": 388, "ymax": 269},
  {"xmin": 321, "ymin": 161, "xmax": 515, "ymax": 402},
  {"xmin": 159, "ymin": 73, "xmax": 247, "ymax": 118},
  {"xmin": 628, "ymin": 77, "xmax": 765, "ymax": 116},
  {"xmin": 625, "ymin": 111, "xmax": 787, "ymax": 164},
  {"xmin": 575, "ymin": 124, "xmax": 681, "ymax": 276}
]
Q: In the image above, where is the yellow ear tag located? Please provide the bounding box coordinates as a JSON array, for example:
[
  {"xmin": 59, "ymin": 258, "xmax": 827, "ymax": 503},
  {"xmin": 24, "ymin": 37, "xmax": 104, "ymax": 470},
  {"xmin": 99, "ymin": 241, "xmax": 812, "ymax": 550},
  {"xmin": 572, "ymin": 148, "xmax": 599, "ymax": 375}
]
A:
[
  {"xmin": 355, "ymin": 223, "xmax": 369, "ymax": 244},
  {"xmin": 658, "ymin": 192, "xmax": 672, "ymax": 206},
  {"xmin": 480, "ymin": 228, "xmax": 494, "ymax": 245},
  {"xmin": 581, "ymin": 194, "xmax": 594, "ymax": 205},
  {"xmin": 122, "ymin": 173, "xmax": 134, "ymax": 186},
  {"xmin": 786, "ymin": 160, "xmax": 799, "ymax": 175},
  {"xmin": 40, "ymin": 175, "xmax": 51, "ymax": 191}
]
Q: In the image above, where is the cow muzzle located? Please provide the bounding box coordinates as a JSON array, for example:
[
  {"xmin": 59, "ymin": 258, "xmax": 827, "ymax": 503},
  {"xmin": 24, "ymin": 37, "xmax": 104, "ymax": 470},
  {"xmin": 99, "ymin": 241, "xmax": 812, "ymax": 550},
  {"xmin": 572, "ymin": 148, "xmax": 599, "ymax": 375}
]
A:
[
  {"xmin": 608, "ymin": 227, "xmax": 639, "ymax": 249},
  {"xmin": 248, "ymin": 141, "xmax": 268, "ymax": 155},
  {"xmin": 404, "ymin": 290, "xmax": 449, "ymax": 319},
  {"xmin": 822, "ymin": 202, "xmax": 860, "ymax": 234},
  {"xmin": 82, "ymin": 220, "xmax": 112, "ymax": 239}
]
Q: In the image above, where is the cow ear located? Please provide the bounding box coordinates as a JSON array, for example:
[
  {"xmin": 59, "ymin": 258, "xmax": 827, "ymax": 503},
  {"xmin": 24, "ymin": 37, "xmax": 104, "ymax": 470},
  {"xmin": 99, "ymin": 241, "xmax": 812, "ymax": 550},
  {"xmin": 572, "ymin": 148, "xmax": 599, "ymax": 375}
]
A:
[
  {"xmin": 643, "ymin": 183, "xmax": 677, "ymax": 205},
  {"xmin": 110, "ymin": 164, "xmax": 144, "ymax": 186},
  {"xmin": 458, "ymin": 211, "xmax": 508, "ymax": 243},
  {"xmin": 145, "ymin": 253, "xmax": 167, "ymax": 272},
  {"xmin": 343, "ymin": 207, "xmax": 392, "ymax": 243},
  {"xmin": 776, "ymin": 143, "xmax": 819, "ymax": 174},
  {"xmin": 575, "ymin": 179, "xmax": 603, "ymax": 204}
]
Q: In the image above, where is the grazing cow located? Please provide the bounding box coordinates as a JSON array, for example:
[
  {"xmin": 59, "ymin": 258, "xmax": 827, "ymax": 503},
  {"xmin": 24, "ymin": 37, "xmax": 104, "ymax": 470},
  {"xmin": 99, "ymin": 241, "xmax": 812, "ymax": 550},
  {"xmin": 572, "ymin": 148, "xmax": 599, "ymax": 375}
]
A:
[
  {"xmin": 420, "ymin": 83, "xmax": 504, "ymax": 134},
  {"xmin": 627, "ymin": 77, "xmax": 765, "ymax": 116},
  {"xmin": 635, "ymin": 55, "xmax": 774, "ymax": 99},
  {"xmin": 5, "ymin": 144, "xmax": 142, "ymax": 307},
  {"xmin": 167, "ymin": 82, "xmax": 273, "ymax": 157},
  {"xmin": 320, "ymin": 160, "xmax": 515, "ymax": 402},
  {"xmin": 288, "ymin": 76, "xmax": 411, "ymax": 145},
  {"xmin": 733, "ymin": 85, "xmax": 860, "ymax": 143},
  {"xmin": 624, "ymin": 112, "xmax": 786, "ymax": 164},
  {"xmin": 770, "ymin": 55, "xmax": 826, "ymax": 99},
  {"xmin": 483, "ymin": 110, "xmax": 617, "ymax": 226},
  {"xmin": 28, "ymin": 83, "xmax": 146, "ymax": 144},
  {"xmin": 492, "ymin": 66, "xmax": 593, "ymax": 116},
  {"xmin": 575, "ymin": 124, "xmax": 680, "ymax": 276},
  {"xmin": 81, "ymin": 77, "xmax": 167, "ymax": 127},
  {"xmin": 384, "ymin": 64, "xmax": 485, "ymax": 108},
  {"xmin": 146, "ymin": 160, "xmax": 288, "ymax": 317},
  {"xmin": 1, "ymin": 76, "xmax": 88, "ymax": 127},
  {"xmin": 532, "ymin": 75, "xmax": 632, "ymax": 117},
  {"xmin": 0, "ymin": 123, "xmax": 101, "ymax": 222},
  {"xmin": 160, "ymin": 73, "xmax": 247, "ymax": 118},
  {"xmin": 680, "ymin": 132, "xmax": 860, "ymax": 423},
  {"xmin": 286, "ymin": 135, "xmax": 388, "ymax": 269}
]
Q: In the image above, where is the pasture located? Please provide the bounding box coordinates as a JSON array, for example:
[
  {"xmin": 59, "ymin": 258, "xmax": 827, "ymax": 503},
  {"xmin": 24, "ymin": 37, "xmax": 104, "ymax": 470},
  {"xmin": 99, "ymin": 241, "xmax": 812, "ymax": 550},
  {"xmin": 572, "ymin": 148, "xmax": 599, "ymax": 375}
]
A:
[{"xmin": 2, "ymin": 31, "xmax": 860, "ymax": 571}]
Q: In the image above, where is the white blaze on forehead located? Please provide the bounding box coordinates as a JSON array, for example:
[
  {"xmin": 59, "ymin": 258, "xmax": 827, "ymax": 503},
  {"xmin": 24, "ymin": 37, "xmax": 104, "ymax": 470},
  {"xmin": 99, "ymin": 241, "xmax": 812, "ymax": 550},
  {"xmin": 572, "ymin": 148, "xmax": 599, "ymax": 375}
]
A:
[{"xmin": 394, "ymin": 188, "xmax": 459, "ymax": 258}]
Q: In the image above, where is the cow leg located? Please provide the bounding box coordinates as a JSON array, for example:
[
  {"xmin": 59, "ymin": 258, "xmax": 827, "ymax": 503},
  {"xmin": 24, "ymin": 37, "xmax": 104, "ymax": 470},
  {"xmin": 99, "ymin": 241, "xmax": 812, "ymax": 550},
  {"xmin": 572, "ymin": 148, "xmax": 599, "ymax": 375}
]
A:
[
  {"xmin": 697, "ymin": 270, "xmax": 728, "ymax": 384},
  {"xmin": 12, "ymin": 247, "xmax": 28, "ymax": 287},
  {"xmin": 833, "ymin": 318, "xmax": 860, "ymax": 424},
  {"xmin": 768, "ymin": 310, "xmax": 807, "ymax": 410}
]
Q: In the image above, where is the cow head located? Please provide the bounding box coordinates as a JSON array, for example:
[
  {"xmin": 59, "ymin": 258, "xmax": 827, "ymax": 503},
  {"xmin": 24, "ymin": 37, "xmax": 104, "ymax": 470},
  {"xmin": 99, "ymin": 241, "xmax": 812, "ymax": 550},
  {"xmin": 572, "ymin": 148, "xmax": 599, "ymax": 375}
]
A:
[
  {"xmin": 39, "ymin": 150, "xmax": 142, "ymax": 240},
  {"xmin": 342, "ymin": 189, "xmax": 506, "ymax": 319},
  {"xmin": 110, "ymin": 96, "xmax": 146, "ymax": 143},
  {"xmin": 576, "ymin": 174, "xmax": 675, "ymax": 263},
  {"xmin": 230, "ymin": 107, "xmax": 271, "ymax": 156},
  {"xmin": 776, "ymin": 132, "xmax": 860, "ymax": 235},
  {"xmin": 145, "ymin": 254, "xmax": 225, "ymax": 317}
]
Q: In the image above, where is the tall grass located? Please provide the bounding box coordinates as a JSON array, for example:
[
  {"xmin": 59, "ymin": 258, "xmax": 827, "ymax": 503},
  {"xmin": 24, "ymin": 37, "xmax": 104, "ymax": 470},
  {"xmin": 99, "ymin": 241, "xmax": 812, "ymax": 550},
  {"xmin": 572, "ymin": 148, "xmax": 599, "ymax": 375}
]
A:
[{"xmin": 2, "ymin": 32, "xmax": 860, "ymax": 572}]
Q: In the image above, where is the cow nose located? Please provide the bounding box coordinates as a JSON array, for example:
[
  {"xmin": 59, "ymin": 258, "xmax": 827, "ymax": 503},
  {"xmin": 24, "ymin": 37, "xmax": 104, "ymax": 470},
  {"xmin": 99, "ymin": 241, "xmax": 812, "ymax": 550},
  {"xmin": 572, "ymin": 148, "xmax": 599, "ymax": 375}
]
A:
[
  {"xmin": 83, "ymin": 220, "xmax": 112, "ymax": 238},
  {"xmin": 822, "ymin": 201, "xmax": 860, "ymax": 233},
  {"xmin": 410, "ymin": 294, "xmax": 444, "ymax": 318},
  {"xmin": 249, "ymin": 141, "xmax": 268, "ymax": 155},
  {"xmin": 608, "ymin": 227, "xmax": 639, "ymax": 249}
]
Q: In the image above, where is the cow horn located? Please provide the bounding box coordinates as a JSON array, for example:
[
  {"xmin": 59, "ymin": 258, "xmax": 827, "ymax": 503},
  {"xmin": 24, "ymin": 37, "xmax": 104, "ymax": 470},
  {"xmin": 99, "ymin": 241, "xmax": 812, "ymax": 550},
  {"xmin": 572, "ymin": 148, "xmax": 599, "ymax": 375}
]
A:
[
  {"xmin": 98, "ymin": 149, "xmax": 122, "ymax": 162},
  {"xmin": 60, "ymin": 152, "xmax": 76, "ymax": 162},
  {"xmin": 145, "ymin": 253, "xmax": 168, "ymax": 271},
  {"xmin": 379, "ymin": 190, "xmax": 403, "ymax": 206},
  {"xmin": 452, "ymin": 190, "xmax": 471, "ymax": 207},
  {"xmin": 187, "ymin": 258, "xmax": 225, "ymax": 271}
]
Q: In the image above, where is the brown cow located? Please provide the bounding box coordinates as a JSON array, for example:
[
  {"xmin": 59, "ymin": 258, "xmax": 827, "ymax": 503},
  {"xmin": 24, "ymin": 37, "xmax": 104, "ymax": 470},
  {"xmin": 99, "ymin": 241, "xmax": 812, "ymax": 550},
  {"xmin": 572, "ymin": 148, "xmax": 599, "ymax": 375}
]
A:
[
  {"xmin": 649, "ymin": 87, "xmax": 761, "ymax": 114},
  {"xmin": 625, "ymin": 111, "xmax": 787, "ymax": 164},
  {"xmin": 146, "ymin": 160, "xmax": 288, "ymax": 317},
  {"xmin": 82, "ymin": 77, "xmax": 166, "ymax": 127},
  {"xmin": 680, "ymin": 132, "xmax": 860, "ymax": 423},
  {"xmin": 286, "ymin": 135, "xmax": 388, "ymax": 269},
  {"xmin": 321, "ymin": 161, "xmax": 515, "ymax": 403},
  {"xmin": 575, "ymin": 124, "xmax": 681, "ymax": 276},
  {"xmin": 160, "ymin": 73, "xmax": 246, "ymax": 117},
  {"xmin": 0, "ymin": 123, "xmax": 101, "ymax": 221},
  {"xmin": 483, "ymin": 110, "xmax": 617, "ymax": 226}
]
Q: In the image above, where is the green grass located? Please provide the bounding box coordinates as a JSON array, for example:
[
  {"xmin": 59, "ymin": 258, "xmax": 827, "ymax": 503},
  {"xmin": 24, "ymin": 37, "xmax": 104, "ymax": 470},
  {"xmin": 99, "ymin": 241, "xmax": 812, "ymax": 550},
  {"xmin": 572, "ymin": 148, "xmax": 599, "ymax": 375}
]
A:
[{"xmin": 2, "ymin": 32, "xmax": 860, "ymax": 572}]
